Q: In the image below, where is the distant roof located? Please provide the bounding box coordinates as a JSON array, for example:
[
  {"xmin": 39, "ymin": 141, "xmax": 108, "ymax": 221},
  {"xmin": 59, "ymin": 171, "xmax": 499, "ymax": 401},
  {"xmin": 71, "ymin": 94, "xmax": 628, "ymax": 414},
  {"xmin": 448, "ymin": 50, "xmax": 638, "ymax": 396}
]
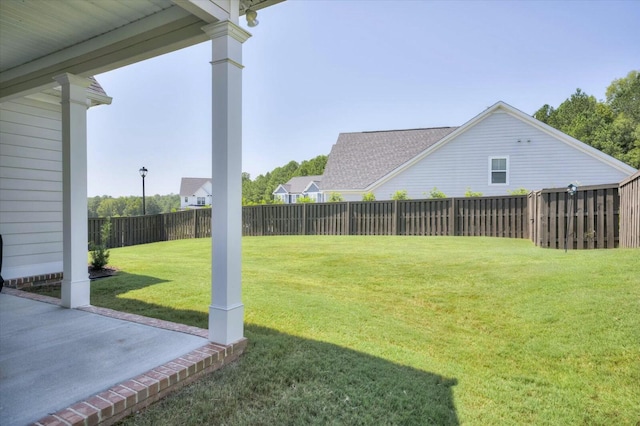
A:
[
  {"xmin": 321, "ymin": 127, "xmax": 458, "ymax": 190},
  {"xmin": 277, "ymin": 175, "xmax": 323, "ymax": 194},
  {"xmin": 180, "ymin": 177, "xmax": 211, "ymax": 196}
]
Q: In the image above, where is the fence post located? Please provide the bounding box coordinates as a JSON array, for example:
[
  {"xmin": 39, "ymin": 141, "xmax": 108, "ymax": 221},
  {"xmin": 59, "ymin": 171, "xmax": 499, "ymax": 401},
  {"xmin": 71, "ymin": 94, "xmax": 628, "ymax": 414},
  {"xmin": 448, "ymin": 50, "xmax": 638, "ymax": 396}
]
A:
[
  {"xmin": 392, "ymin": 200, "xmax": 398, "ymax": 235},
  {"xmin": 302, "ymin": 203, "xmax": 307, "ymax": 235},
  {"xmin": 449, "ymin": 198, "xmax": 456, "ymax": 236},
  {"xmin": 345, "ymin": 202, "xmax": 351, "ymax": 235}
]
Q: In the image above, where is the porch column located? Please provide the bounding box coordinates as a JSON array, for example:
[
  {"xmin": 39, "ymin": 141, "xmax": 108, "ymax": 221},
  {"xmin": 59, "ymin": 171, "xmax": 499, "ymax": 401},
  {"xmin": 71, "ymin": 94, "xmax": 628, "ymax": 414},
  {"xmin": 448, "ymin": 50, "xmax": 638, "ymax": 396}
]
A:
[
  {"xmin": 202, "ymin": 21, "xmax": 251, "ymax": 345},
  {"xmin": 54, "ymin": 73, "xmax": 91, "ymax": 308}
]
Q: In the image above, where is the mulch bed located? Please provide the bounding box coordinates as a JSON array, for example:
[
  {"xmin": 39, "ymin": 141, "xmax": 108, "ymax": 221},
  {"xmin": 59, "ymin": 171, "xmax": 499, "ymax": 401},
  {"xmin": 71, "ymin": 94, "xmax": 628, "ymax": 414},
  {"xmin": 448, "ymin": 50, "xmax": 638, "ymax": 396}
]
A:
[{"xmin": 89, "ymin": 266, "xmax": 118, "ymax": 280}]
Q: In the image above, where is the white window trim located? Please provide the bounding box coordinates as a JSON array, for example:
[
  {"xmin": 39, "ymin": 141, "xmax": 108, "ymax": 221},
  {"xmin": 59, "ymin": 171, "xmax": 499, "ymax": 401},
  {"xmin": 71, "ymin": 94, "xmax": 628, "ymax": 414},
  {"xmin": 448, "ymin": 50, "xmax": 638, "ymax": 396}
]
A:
[{"xmin": 489, "ymin": 156, "xmax": 509, "ymax": 185}]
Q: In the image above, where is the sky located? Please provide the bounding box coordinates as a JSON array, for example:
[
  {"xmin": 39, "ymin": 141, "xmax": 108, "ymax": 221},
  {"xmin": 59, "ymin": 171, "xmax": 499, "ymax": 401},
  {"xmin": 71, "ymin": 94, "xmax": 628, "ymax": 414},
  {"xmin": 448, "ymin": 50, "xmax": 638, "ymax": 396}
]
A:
[{"xmin": 87, "ymin": 0, "xmax": 640, "ymax": 197}]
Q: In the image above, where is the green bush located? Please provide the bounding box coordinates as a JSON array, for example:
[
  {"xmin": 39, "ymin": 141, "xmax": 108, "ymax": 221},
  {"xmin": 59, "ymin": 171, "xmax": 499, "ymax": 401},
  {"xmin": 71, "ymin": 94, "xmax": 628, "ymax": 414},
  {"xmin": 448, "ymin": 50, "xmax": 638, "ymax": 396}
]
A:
[
  {"xmin": 465, "ymin": 187, "xmax": 483, "ymax": 197},
  {"xmin": 327, "ymin": 192, "xmax": 344, "ymax": 202},
  {"xmin": 391, "ymin": 190, "xmax": 410, "ymax": 200},
  {"xmin": 297, "ymin": 196, "xmax": 314, "ymax": 203},
  {"xmin": 508, "ymin": 187, "xmax": 529, "ymax": 195},
  {"xmin": 90, "ymin": 219, "xmax": 111, "ymax": 270},
  {"xmin": 362, "ymin": 192, "xmax": 376, "ymax": 201},
  {"xmin": 429, "ymin": 187, "xmax": 447, "ymax": 199}
]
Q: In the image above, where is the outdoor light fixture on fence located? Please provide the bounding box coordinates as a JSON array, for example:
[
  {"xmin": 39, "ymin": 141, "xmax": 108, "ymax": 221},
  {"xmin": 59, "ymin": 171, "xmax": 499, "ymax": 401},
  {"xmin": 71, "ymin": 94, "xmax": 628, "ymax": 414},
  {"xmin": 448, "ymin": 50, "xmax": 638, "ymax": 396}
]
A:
[
  {"xmin": 565, "ymin": 183, "xmax": 578, "ymax": 252},
  {"xmin": 139, "ymin": 166, "xmax": 148, "ymax": 215}
]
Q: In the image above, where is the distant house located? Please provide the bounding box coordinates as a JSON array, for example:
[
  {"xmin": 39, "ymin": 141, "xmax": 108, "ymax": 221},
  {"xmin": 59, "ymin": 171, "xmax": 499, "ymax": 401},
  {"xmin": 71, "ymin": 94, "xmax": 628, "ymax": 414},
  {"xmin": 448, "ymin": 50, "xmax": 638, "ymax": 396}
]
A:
[
  {"xmin": 179, "ymin": 178, "xmax": 212, "ymax": 209},
  {"xmin": 273, "ymin": 175, "xmax": 323, "ymax": 203},
  {"xmin": 321, "ymin": 101, "xmax": 637, "ymax": 200}
]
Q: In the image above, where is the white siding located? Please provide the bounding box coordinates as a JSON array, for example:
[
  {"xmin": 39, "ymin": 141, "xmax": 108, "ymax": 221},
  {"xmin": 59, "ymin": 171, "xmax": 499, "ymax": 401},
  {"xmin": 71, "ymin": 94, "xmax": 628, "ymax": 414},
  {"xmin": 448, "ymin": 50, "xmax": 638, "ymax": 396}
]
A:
[
  {"xmin": 0, "ymin": 98, "xmax": 63, "ymax": 279},
  {"xmin": 373, "ymin": 111, "xmax": 634, "ymax": 199},
  {"xmin": 182, "ymin": 181, "xmax": 212, "ymax": 208}
]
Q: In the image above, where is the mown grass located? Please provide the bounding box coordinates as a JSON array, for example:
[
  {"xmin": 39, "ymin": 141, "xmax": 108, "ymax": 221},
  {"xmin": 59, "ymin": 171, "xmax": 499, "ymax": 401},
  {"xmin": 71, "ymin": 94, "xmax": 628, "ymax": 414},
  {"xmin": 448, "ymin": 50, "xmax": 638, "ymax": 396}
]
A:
[{"xmin": 34, "ymin": 236, "xmax": 640, "ymax": 424}]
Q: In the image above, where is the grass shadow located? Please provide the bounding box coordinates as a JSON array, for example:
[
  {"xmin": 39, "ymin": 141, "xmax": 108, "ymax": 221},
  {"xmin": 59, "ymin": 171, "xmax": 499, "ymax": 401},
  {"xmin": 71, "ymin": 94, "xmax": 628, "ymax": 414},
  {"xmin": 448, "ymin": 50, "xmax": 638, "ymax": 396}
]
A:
[
  {"xmin": 28, "ymin": 273, "xmax": 460, "ymax": 424},
  {"xmin": 121, "ymin": 318, "xmax": 460, "ymax": 425},
  {"xmin": 88, "ymin": 277, "xmax": 459, "ymax": 424}
]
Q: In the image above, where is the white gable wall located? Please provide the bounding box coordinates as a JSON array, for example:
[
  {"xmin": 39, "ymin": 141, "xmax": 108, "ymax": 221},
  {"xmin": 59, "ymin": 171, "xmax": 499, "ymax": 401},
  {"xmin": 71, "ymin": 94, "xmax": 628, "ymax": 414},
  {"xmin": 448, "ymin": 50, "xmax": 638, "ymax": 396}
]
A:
[
  {"xmin": 372, "ymin": 111, "xmax": 634, "ymax": 199},
  {"xmin": 0, "ymin": 98, "xmax": 63, "ymax": 279},
  {"xmin": 182, "ymin": 181, "xmax": 212, "ymax": 208}
]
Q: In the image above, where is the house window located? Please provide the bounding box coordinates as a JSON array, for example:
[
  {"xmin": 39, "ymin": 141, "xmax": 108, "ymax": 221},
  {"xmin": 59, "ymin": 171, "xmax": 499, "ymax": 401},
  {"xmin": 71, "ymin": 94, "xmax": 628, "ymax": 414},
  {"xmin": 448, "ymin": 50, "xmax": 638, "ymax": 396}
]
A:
[
  {"xmin": 184, "ymin": 197, "xmax": 188, "ymax": 203},
  {"xmin": 197, "ymin": 197, "xmax": 205, "ymax": 205},
  {"xmin": 290, "ymin": 194, "xmax": 298, "ymax": 204},
  {"xmin": 490, "ymin": 157, "xmax": 508, "ymax": 184}
]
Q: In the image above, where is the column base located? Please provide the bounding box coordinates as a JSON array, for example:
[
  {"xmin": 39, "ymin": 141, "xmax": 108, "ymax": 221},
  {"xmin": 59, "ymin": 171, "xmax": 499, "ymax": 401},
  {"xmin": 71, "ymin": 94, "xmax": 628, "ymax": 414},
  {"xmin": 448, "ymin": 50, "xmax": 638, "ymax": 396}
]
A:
[
  {"xmin": 61, "ymin": 279, "xmax": 90, "ymax": 308},
  {"xmin": 208, "ymin": 303, "xmax": 244, "ymax": 345}
]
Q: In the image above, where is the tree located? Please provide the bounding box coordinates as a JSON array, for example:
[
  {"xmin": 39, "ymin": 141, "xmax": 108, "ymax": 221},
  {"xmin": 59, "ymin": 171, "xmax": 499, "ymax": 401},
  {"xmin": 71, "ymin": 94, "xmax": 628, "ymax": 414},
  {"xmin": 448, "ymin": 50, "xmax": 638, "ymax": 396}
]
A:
[
  {"xmin": 534, "ymin": 70, "xmax": 640, "ymax": 168},
  {"xmin": 293, "ymin": 155, "xmax": 328, "ymax": 177},
  {"xmin": 97, "ymin": 197, "xmax": 123, "ymax": 217},
  {"xmin": 606, "ymin": 70, "xmax": 640, "ymax": 122}
]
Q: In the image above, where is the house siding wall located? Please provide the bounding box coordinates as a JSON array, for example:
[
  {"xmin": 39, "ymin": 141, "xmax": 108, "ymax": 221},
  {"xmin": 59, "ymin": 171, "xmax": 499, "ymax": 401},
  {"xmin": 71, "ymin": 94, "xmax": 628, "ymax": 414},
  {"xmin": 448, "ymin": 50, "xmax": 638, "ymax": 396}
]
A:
[
  {"xmin": 373, "ymin": 111, "xmax": 634, "ymax": 199},
  {"xmin": 181, "ymin": 182, "xmax": 212, "ymax": 208},
  {"xmin": 0, "ymin": 98, "xmax": 63, "ymax": 279}
]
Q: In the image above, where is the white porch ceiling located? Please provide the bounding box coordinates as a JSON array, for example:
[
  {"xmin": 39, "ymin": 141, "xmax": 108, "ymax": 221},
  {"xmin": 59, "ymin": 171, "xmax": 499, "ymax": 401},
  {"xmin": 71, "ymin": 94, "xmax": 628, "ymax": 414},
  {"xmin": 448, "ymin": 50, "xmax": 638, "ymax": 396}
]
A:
[{"xmin": 0, "ymin": 0, "xmax": 282, "ymax": 102}]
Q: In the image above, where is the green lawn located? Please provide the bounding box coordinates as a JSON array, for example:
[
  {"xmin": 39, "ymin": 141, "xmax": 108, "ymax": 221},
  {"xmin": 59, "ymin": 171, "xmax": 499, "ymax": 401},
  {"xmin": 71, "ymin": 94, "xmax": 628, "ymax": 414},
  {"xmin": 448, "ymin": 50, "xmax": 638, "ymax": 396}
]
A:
[{"xmin": 42, "ymin": 236, "xmax": 640, "ymax": 424}]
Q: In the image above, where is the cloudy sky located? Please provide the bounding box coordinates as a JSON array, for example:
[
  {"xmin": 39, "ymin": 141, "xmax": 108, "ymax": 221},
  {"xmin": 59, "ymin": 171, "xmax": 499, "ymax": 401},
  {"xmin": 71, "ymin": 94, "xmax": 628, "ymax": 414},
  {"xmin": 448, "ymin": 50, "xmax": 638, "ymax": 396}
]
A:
[{"xmin": 87, "ymin": 0, "xmax": 640, "ymax": 197}]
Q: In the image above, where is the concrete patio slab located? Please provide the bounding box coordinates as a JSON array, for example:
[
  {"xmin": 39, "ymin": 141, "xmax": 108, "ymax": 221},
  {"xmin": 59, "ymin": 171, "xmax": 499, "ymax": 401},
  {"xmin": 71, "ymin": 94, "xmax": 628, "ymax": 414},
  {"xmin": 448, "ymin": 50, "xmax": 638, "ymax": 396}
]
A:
[{"xmin": 0, "ymin": 290, "xmax": 245, "ymax": 426}]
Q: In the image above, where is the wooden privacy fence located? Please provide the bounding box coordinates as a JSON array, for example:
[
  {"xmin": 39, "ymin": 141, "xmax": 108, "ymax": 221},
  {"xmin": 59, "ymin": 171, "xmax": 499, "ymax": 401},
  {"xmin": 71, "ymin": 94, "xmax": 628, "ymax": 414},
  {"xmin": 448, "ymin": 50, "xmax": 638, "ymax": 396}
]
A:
[
  {"xmin": 89, "ymin": 209, "xmax": 211, "ymax": 248},
  {"xmin": 619, "ymin": 171, "xmax": 640, "ymax": 248},
  {"xmin": 89, "ymin": 178, "xmax": 639, "ymax": 250},
  {"xmin": 243, "ymin": 196, "xmax": 529, "ymax": 238},
  {"xmin": 529, "ymin": 183, "xmax": 620, "ymax": 250}
]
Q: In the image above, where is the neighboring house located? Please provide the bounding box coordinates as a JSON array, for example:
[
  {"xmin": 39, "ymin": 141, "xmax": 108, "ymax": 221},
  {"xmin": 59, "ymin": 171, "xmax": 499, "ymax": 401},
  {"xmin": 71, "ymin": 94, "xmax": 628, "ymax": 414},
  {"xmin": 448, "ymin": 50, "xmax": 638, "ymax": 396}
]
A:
[
  {"xmin": 273, "ymin": 175, "xmax": 323, "ymax": 203},
  {"xmin": 321, "ymin": 101, "xmax": 637, "ymax": 200},
  {"xmin": 180, "ymin": 178, "xmax": 212, "ymax": 209}
]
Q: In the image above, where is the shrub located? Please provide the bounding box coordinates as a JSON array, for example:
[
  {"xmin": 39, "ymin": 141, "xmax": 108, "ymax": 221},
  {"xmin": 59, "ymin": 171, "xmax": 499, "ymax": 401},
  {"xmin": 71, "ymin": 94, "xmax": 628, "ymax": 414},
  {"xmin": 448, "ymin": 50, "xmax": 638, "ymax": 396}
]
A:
[
  {"xmin": 465, "ymin": 187, "xmax": 483, "ymax": 197},
  {"xmin": 391, "ymin": 190, "xmax": 410, "ymax": 200},
  {"xmin": 90, "ymin": 219, "xmax": 111, "ymax": 270},
  {"xmin": 508, "ymin": 187, "xmax": 529, "ymax": 195},
  {"xmin": 327, "ymin": 192, "xmax": 344, "ymax": 202},
  {"xmin": 429, "ymin": 187, "xmax": 447, "ymax": 199},
  {"xmin": 297, "ymin": 196, "xmax": 314, "ymax": 203},
  {"xmin": 362, "ymin": 192, "xmax": 376, "ymax": 202}
]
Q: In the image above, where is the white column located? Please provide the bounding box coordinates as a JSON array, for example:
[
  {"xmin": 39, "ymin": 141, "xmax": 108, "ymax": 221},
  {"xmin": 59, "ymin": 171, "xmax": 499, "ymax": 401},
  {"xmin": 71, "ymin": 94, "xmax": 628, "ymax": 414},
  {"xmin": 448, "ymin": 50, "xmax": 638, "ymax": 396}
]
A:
[
  {"xmin": 54, "ymin": 73, "xmax": 91, "ymax": 308},
  {"xmin": 202, "ymin": 21, "xmax": 251, "ymax": 345}
]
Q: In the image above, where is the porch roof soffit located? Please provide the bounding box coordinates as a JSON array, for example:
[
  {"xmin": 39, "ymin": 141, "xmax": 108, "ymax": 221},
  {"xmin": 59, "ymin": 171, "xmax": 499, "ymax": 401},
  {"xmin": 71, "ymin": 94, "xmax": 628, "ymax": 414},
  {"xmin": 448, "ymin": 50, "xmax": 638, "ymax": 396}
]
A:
[{"xmin": 0, "ymin": 0, "xmax": 283, "ymax": 103}]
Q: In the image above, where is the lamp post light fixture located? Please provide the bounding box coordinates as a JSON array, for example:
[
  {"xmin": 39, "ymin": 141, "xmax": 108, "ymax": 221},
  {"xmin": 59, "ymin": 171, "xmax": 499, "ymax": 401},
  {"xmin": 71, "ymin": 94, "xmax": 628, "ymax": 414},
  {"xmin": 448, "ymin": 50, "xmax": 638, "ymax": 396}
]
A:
[{"xmin": 139, "ymin": 166, "xmax": 148, "ymax": 215}]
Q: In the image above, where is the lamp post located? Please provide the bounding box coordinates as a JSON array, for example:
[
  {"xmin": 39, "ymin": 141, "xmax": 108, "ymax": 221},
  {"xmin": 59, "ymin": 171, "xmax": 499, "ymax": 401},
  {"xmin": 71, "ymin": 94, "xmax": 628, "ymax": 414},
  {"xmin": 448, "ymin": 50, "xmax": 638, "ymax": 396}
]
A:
[
  {"xmin": 139, "ymin": 167, "xmax": 148, "ymax": 215},
  {"xmin": 565, "ymin": 183, "xmax": 578, "ymax": 252}
]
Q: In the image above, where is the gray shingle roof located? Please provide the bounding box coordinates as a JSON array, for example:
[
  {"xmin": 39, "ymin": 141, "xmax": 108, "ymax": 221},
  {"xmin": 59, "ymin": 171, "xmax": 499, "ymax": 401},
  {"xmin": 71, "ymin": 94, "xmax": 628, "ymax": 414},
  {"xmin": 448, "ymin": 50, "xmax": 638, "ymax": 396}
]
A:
[
  {"xmin": 180, "ymin": 177, "xmax": 211, "ymax": 196},
  {"xmin": 279, "ymin": 175, "xmax": 322, "ymax": 194},
  {"xmin": 321, "ymin": 127, "xmax": 458, "ymax": 190}
]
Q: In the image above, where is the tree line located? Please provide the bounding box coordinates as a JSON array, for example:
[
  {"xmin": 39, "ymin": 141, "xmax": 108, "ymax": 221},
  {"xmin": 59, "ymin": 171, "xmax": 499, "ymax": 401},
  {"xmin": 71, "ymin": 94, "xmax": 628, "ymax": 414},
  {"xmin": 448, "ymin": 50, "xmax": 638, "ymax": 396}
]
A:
[
  {"xmin": 534, "ymin": 70, "xmax": 639, "ymax": 168},
  {"xmin": 241, "ymin": 155, "xmax": 327, "ymax": 205},
  {"xmin": 88, "ymin": 194, "xmax": 180, "ymax": 217}
]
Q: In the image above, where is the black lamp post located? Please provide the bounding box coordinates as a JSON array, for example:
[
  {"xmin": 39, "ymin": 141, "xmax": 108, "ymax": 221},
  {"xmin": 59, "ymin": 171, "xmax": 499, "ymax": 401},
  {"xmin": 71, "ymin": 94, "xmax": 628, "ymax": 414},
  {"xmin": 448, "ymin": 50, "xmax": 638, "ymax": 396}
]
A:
[
  {"xmin": 139, "ymin": 167, "xmax": 148, "ymax": 215},
  {"xmin": 565, "ymin": 183, "xmax": 578, "ymax": 252}
]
